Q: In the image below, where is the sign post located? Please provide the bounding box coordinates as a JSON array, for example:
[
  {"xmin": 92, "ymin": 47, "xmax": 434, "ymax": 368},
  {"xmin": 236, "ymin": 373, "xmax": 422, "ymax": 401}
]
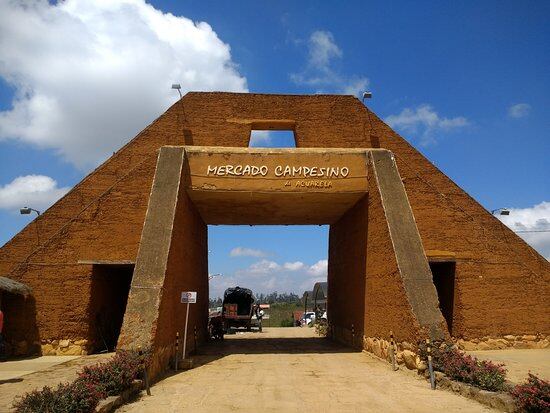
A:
[{"xmin": 180, "ymin": 291, "xmax": 197, "ymax": 361}]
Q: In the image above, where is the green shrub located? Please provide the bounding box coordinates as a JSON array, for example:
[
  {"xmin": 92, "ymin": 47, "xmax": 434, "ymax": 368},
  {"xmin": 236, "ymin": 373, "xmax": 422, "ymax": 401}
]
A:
[
  {"xmin": 279, "ymin": 318, "xmax": 294, "ymax": 327},
  {"xmin": 419, "ymin": 343, "xmax": 507, "ymax": 392},
  {"xmin": 12, "ymin": 380, "xmax": 103, "ymax": 413},
  {"xmin": 12, "ymin": 350, "xmax": 146, "ymax": 413},
  {"xmin": 510, "ymin": 373, "xmax": 550, "ymax": 413},
  {"xmin": 78, "ymin": 350, "xmax": 145, "ymax": 396}
]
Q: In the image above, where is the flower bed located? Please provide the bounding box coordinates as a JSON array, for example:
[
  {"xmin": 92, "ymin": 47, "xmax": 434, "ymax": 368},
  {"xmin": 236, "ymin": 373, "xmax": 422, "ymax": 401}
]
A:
[
  {"xmin": 12, "ymin": 350, "xmax": 147, "ymax": 413},
  {"xmin": 510, "ymin": 373, "xmax": 550, "ymax": 413},
  {"xmin": 419, "ymin": 343, "xmax": 507, "ymax": 392}
]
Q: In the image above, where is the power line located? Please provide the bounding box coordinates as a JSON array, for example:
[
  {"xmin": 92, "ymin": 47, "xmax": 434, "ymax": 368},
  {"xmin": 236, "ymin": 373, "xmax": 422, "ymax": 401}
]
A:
[{"xmin": 514, "ymin": 229, "xmax": 550, "ymax": 233}]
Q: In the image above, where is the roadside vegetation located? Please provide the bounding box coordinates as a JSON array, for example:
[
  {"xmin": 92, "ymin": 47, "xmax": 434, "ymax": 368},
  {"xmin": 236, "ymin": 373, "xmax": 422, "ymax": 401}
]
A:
[
  {"xmin": 419, "ymin": 342, "xmax": 549, "ymax": 411},
  {"xmin": 12, "ymin": 350, "xmax": 146, "ymax": 413},
  {"xmin": 510, "ymin": 373, "xmax": 550, "ymax": 412}
]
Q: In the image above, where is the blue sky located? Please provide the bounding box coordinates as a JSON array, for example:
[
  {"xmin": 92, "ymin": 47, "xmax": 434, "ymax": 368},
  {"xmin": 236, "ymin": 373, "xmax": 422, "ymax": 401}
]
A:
[{"xmin": 0, "ymin": 0, "xmax": 548, "ymax": 297}]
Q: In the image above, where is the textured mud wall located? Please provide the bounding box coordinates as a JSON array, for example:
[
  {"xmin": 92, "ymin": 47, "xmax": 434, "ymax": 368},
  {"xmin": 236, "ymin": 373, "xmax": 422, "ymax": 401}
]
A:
[
  {"xmin": 117, "ymin": 147, "xmax": 207, "ymax": 377},
  {"xmin": 152, "ymin": 184, "xmax": 208, "ymax": 376},
  {"xmin": 364, "ymin": 152, "xmax": 447, "ymax": 343},
  {"xmin": 1, "ymin": 92, "xmax": 548, "ymax": 347},
  {"xmin": 328, "ymin": 196, "xmax": 368, "ymax": 347},
  {"xmin": 4, "ymin": 155, "xmax": 157, "ymax": 351}
]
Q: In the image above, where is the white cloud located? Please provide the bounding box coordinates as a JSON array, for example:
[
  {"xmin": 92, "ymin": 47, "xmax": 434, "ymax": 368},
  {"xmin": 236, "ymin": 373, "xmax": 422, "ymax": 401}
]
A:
[
  {"xmin": 308, "ymin": 31, "xmax": 342, "ymax": 67},
  {"xmin": 229, "ymin": 247, "xmax": 269, "ymax": 258},
  {"xmin": 385, "ymin": 104, "xmax": 469, "ymax": 145},
  {"xmin": 290, "ymin": 30, "xmax": 368, "ymax": 97},
  {"xmin": 0, "ymin": 175, "xmax": 70, "ymax": 212},
  {"xmin": 283, "ymin": 261, "xmax": 305, "ymax": 271},
  {"xmin": 307, "ymin": 259, "xmax": 328, "ymax": 276},
  {"xmin": 0, "ymin": 0, "xmax": 247, "ymax": 169},
  {"xmin": 497, "ymin": 201, "xmax": 550, "ymax": 260},
  {"xmin": 244, "ymin": 259, "xmax": 281, "ymax": 275},
  {"xmin": 342, "ymin": 77, "xmax": 370, "ymax": 98},
  {"xmin": 221, "ymin": 258, "xmax": 328, "ymax": 297},
  {"xmin": 508, "ymin": 103, "xmax": 531, "ymax": 119}
]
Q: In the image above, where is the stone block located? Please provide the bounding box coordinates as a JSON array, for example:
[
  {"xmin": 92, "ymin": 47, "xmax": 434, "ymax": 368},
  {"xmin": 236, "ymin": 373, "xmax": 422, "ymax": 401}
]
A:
[
  {"xmin": 61, "ymin": 345, "xmax": 83, "ymax": 356},
  {"xmin": 417, "ymin": 360, "xmax": 427, "ymax": 372},
  {"xmin": 483, "ymin": 338, "xmax": 507, "ymax": 349},
  {"xmin": 402, "ymin": 350, "xmax": 416, "ymax": 370},
  {"xmin": 475, "ymin": 341, "xmax": 492, "ymax": 350},
  {"xmin": 41, "ymin": 344, "xmax": 56, "ymax": 355},
  {"xmin": 457, "ymin": 339, "xmax": 477, "ymax": 351},
  {"xmin": 536, "ymin": 339, "xmax": 549, "ymax": 349},
  {"xmin": 521, "ymin": 335, "xmax": 537, "ymax": 341},
  {"xmin": 59, "ymin": 339, "xmax": 70, "ymax": 348}
]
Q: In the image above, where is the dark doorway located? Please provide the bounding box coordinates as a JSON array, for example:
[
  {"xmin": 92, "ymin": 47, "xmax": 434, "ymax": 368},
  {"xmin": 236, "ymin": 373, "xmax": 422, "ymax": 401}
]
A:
[
  {"xmin": 429, "ymin": 262, "xmax": 456, "ymax": 335},
  {"xmin": 1, "ymin": 292, "xmax": 38, "ymax": 356},
  {"xmin": 88, "ymin": 264, "xmax": 133, "ymax": 352}
]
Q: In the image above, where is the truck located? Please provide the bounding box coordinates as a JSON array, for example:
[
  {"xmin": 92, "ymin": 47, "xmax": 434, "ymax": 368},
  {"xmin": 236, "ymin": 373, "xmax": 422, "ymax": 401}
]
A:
[{"xmin": 222, "ymin": 286, "xmax": 255, "ymax": 332}]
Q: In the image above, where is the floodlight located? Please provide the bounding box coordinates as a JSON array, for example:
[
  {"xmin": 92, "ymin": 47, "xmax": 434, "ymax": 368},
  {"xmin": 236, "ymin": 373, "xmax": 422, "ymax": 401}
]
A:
[
  {"xmin": 171, "ymin": 83, "xmax": 183, "ymax": 98},
  {"xmin": 20, "ymin": 206, "xmax": 41, "ymax": 216},
  {"xmin": 491, "ymin": 208, "xmax": 510, "ymax": 216}
]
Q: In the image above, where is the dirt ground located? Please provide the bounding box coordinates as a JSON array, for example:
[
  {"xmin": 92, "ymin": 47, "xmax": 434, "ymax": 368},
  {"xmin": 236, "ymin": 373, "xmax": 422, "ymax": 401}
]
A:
[
  {"xmin": 0, "ymin": 353, "xmax": 112, "ymax": 411},
  {"xmin": 119, "ymin": 327, "xmax": 490, "ymax": 413},
  {"xmin": 469, "ymin": 349, "xmax": 550, "ymax": 383}
]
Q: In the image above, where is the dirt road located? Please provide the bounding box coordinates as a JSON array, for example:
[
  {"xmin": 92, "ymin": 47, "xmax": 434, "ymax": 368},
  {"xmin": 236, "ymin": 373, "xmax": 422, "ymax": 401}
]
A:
[{"xmin": 120, "ymin": 327, "xmax": 490, "ymax": 413}]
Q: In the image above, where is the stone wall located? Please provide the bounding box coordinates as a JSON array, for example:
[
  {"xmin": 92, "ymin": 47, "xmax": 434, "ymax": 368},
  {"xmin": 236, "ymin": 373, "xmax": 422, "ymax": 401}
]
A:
[
  {"xmin": 40, "ymin": 339, "xmax": 89, "ymax": 356},
  {"xmin": 456, "ymin": 335, "xmax": 550, "ymax": 351},
  {"xmin": 362, "ymin": 334, "xmax": 550, "ymax": 374}
]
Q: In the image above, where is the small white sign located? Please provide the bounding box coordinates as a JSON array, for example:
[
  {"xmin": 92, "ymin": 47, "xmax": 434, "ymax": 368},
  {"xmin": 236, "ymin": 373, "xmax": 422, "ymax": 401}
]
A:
[{"xmin": 181, "ymin": 291, "xmax": 197, "ymax": 304}]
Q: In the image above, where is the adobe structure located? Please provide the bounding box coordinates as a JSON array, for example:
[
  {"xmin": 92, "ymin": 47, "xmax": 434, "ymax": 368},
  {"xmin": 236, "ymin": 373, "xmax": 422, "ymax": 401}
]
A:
[{"xmin": 0, "ymin": 93, "xmax": 548, "ymax": 376}]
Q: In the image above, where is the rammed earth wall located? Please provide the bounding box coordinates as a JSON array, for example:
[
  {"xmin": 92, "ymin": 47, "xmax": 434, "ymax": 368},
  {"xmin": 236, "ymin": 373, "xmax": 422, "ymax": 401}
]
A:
[{"xmin": 0, "ymin": 93, "xmax": 547, "ymax": 360}]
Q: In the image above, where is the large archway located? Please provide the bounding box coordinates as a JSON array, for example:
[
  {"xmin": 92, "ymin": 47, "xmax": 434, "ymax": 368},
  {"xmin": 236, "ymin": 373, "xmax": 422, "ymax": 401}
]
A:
[{"xmin": 117, "ymin": 146, "xmax": 447, "ymax": 377}]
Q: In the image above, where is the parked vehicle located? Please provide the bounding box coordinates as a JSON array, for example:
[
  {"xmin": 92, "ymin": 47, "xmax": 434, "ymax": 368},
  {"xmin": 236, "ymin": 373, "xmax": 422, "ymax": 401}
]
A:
[
  {"xmin": 301, "ymin": 311, "xmax": 316, "ymax": 326},
  {"xmin": 222, "ymin": 287, "xmax": 255, "ymax": 331}
]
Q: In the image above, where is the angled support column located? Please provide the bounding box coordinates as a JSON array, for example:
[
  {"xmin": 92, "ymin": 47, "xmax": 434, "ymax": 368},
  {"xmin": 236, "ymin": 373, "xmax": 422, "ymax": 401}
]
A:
[
  {"xmin": 364, "ymin": 149, "xmax": 447, "ymax": 343},
  {"xmin": 118, "ymin": 146, "xmax": 208, "ymax": 378}
]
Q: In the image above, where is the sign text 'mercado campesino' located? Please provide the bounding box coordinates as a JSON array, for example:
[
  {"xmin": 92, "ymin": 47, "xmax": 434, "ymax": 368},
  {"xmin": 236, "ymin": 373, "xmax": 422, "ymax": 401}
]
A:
[{"xmin": 206, "ymin": 164, "xmax": 350, "ymax": 178}]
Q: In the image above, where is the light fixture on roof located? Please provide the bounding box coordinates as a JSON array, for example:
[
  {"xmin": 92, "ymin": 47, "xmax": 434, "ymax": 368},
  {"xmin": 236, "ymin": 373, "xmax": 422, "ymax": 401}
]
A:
[
  {"xmin": 491, "ymin": 208, "xmax": 510, "ymax": 216},
  {"xmin": 171, "ymin": 83, "xmax": 182, "ymax": 98},
  {"xmin": 20, "ymin": 207, "xmax": 41, "ymax": 216},
  {"xmin": 362, "ymin": 91, "xmax": 372, "ymax": 103}
]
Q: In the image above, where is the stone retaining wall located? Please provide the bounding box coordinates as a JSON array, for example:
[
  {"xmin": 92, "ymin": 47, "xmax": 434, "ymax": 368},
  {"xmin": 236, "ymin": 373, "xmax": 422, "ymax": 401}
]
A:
[
  {"xmin": 362, "ymin": 334, "xmax": 549, "ymax": 372},
  {"xmin": 363, "ymin": 336, "xmax": 427, "ymax": 371},
  {"xmin": 40, "ymin": 339, "xmax": 89, "ymax": 356},
  {"xmin": 455, "ymin": 334, "xmax": 549, "ymax": 351}
]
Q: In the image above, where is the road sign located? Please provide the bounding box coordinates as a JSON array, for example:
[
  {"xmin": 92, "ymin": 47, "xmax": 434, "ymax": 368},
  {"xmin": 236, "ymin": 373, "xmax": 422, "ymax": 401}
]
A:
[
  {"xmin": 180, "ymin": 291, "xmax": 197, "ymax": 362},
  {"xmin": 181, "ymin": 291, "xmax": 197, "ymax": 304}
]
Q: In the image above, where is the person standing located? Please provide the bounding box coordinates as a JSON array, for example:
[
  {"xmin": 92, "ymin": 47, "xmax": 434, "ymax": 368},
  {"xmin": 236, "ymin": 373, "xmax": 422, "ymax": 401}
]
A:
[{"xmin": 255, "ymin": 305, "xmax": 264, "ymax": 333}]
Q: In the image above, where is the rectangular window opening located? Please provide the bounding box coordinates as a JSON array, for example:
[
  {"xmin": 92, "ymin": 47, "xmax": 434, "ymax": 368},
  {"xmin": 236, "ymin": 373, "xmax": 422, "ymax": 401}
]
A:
[{"xmin": 249, "ymin": 130, "xmax": 296, "ymax": 148}]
